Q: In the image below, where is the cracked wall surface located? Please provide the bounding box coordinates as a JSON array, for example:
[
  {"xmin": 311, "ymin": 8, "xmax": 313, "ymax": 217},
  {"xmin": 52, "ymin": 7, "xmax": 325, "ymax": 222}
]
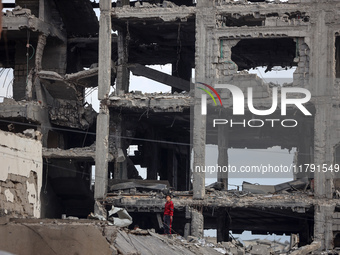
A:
[{"xmin": 0, "ymin": 130, "xmax": 42, "ymax": 218}]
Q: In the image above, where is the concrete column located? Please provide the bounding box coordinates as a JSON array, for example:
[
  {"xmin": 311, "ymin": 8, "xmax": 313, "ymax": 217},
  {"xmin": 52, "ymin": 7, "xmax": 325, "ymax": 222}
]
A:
[
  {"xmin": 308, "ymin": 9, "xmax": 333, "ymax": 198},
  {"xmin": 314, "ymin": 204, "xmax": 334, "ymax": 250},
  {"xmin": 191, "ymin": 208, "xmax": 204, "ymax": 238},
  {"xmin": 116, "ymin": 28, "xmax": 130, "ymax": 95},
  {"xmin": 217, "ymin": 123, "xmax": 228, "ymax": 190},
  {"xmin": 192, "ymin": 8, "xmax": 207, "ymax": 200},
  {"xmin": 184, "ymin": 205, "xmax": 191, "ymax": 239},
  {"xmin": 314, "ymin": 101, "xmax": 333, "ymax": 198},
  {"xmin": 192, "ymin": 90, "xmax": 206, "ymax": 199},
  {"xmin": 98, "ymin": 0, "xmax": 112, "ymax": 100},
  {"xmin": 95, "ymin": 104, "xmax": 110, "ymax": 199},
  {"xmin": 95, "ymin": 0, "xmax": 112, "ymax": 200}
]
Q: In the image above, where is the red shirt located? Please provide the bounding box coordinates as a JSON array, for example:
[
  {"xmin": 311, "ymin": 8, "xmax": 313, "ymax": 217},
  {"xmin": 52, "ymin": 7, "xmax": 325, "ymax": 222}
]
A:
[{"xmin": 164, "ymin": 201, "xmax": 174, "ymax": 216}]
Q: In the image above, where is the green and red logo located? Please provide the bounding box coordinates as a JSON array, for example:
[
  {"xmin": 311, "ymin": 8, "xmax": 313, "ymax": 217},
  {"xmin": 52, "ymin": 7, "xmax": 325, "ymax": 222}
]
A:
[{"xmin": 196, "ymin": 82, "xmax": 223, "ymax": 115}]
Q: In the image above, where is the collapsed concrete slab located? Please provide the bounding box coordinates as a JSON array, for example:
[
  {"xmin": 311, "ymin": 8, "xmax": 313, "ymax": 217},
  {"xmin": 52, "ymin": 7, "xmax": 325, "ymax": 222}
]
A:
[
  {"xmin": 0, "ymin": 98, "xmax": 46, "ymax": 124},
  {"xmin": 2, "ymin": 8, "xmax": 66, "ymax": 42}
]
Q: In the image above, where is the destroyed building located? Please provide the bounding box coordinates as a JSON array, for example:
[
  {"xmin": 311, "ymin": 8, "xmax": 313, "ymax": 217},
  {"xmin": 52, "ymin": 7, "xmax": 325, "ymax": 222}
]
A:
[{"xmin": 1, "ymin": 0, "xmax": 340, "ymax": 254}]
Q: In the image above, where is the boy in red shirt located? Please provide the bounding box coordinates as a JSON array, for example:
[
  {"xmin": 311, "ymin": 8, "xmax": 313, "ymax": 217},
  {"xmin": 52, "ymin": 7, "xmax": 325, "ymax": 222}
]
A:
[{"xmin": 163, "ymin": 194, "xmax": 174, "ymax": 234}]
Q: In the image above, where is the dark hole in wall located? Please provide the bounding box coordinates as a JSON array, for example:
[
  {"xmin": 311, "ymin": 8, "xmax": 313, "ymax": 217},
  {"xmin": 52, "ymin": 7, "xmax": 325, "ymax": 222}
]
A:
[
  {"xmin": 41, "ymin": 159, "xmax": 94, "ymax": 218},
  {"xmin": 335, "ymin": 37, "xmax": 340, "ymax": 78},
  {"xmin": 231, "ymin": 38, "xmax": 297, "ymax": 71},
  {"xmin": 335, "ymin": 233, "xmax": 340, "ymax": 248},
  {"xmin": 286, "ymin": 11, "xmax": 310, "ymax": 22},
  {"xmin": 223, "ymin": 14, "xmax": 265, "ymax": 27}
]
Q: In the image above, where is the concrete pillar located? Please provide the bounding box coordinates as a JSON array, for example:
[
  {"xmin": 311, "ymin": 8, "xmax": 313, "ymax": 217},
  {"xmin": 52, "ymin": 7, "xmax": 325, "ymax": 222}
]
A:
[
  {"xmin": 308, "ymin": 9, "xmax": 334, "ymax": 198},
  {"xmin": 191, "ymin": 208, "xmax": 204, "ymax": 238},
  {"xmin": 116, "ymin": 28, "xmax": 130, "ymax": 95},
  {"xmin": 314, "ymin": 204, "xmax": 334, "ymax": 250},
  {"xmin": 98, "ymin": 0, "xmax": 112, "ymax": 100},
  {"xmin": 313, "ymin": 101, "xmax": 333, "ymax": 198},
  {"xmin": 184, "ymin": 205, "xmax": 191, "ymax": 239},
  {"xmin": 217, "ymin": 123, "xmax": 228, "ymax": 190},
  {"xmin": 95, "ymin": 0, "xmax": 112, "ymax": 201},
  {"xmin": 95, "ymin": 104, "xmax": 110, "ymax": 199},
  {"xmin": 192, "ymin": 89, "xmax": 206, "ymax": 199},
  {"xmin": 192, "ymin": 8, "xmax": 207, "ymax": 200}
]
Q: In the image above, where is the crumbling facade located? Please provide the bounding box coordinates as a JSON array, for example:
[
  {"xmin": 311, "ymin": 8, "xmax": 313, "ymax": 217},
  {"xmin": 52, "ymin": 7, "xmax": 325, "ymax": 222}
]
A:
[
  {"xmin": 0, "ymin": 129, "xmax": 42, "ymax": 218},
  {"xmin": 2, "ymin": 0, "xmax": 340, "ymax": 253}
]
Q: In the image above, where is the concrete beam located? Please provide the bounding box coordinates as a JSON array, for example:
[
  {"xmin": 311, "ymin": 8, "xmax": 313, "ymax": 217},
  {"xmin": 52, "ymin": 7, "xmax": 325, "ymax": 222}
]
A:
[
  {"xmin": 42, "ymin": 147, "xmax": 115, "ymax": 161},
  {"xmin": 111, "ymin": 6, "xmax": 196, "ymax": 21},
  {"xmin": 2, "ymin": 16, "xmax": 66, "ymax": 42},
  {"xmin": 0, "ymin": 101, "xmax": 45, "ymax": 124},
  {"xmin": 129, "ymin": 64, "xmax": 190, "ymax": 92}
]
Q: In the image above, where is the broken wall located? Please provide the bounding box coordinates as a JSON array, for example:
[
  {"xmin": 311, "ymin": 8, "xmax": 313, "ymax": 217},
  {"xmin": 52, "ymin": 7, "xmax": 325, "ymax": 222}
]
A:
[{"xmin": 0, "ymin": 130, "xmax": 42, "ymax": 218}]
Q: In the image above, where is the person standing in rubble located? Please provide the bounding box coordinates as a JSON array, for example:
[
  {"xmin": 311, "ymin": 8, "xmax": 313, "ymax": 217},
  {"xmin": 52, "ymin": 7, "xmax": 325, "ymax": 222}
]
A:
[{"xmin": 163, "ymin": 194, "xmax": 174, "ymax": 235}]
